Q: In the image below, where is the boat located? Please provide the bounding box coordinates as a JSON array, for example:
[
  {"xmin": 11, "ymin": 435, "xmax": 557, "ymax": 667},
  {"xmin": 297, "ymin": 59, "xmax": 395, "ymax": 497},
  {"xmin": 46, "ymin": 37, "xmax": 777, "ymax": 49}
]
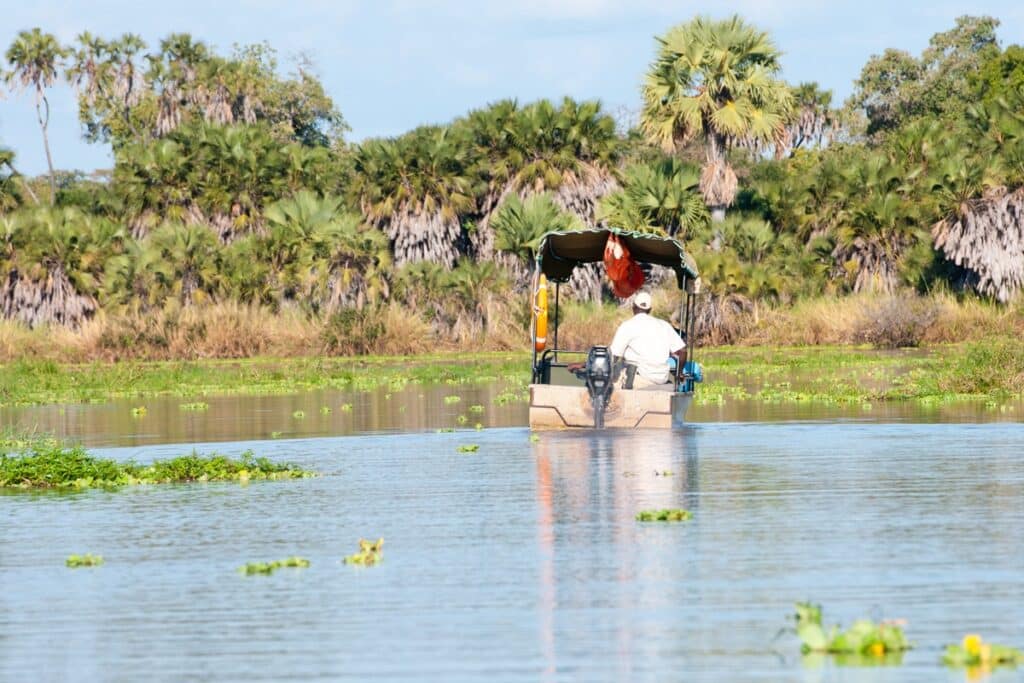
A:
[{"xmin": 529, "ymin": 227, "xmax": 702, "ymax": 429}]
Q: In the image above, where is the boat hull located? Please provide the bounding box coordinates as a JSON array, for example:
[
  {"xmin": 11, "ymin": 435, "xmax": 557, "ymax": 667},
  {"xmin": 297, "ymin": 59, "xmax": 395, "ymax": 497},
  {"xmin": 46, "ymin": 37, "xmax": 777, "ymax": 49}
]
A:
[{"xmin": 529, "ymin": 383, "xmax": 692, "ymax": 429}]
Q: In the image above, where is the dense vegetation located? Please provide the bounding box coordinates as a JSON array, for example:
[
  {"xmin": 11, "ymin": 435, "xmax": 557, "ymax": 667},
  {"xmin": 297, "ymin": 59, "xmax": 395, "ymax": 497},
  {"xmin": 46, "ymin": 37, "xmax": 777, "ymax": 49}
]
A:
[{"xmin": 1, "ymin": 15, "xmax": 1023, "ymax": 354}]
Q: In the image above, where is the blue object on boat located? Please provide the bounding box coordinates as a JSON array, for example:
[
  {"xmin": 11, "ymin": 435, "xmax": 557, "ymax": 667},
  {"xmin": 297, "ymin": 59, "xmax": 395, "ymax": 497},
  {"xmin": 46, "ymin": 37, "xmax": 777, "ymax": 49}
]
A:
[{"xmin": 683, "ymin": 360, "xmax": 703, "ymax": 383}]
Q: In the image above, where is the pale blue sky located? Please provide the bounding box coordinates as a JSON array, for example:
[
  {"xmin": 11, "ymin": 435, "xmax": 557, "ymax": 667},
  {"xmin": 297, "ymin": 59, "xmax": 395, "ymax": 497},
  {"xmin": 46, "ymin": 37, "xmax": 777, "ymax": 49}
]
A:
[{"xmin": 2, "ymin": 0, "xmax": 1023, "ymax": 175}]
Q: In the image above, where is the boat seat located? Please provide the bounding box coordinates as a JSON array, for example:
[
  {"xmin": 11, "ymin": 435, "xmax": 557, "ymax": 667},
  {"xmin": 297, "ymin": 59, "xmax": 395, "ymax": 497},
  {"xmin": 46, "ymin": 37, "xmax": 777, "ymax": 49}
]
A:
[{"xmin": 535, "ymin": 355, "xmax": 586, "ymax": 387}]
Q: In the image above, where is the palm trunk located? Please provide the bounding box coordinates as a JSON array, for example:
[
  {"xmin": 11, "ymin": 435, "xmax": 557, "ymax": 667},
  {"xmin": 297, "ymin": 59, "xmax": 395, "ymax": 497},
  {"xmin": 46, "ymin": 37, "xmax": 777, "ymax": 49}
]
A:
[
  {"xmin": 700, "ymin": 132, "xmax": 735, "ymax": 223},
  {"xmin": 35, "ymin": 85, "xmax": 56, "ymax": 205}
]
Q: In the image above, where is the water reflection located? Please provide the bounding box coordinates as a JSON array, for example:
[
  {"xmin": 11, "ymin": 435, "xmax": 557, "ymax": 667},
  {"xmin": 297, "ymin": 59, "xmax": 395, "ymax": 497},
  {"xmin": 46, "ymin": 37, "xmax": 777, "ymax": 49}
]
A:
[{"xmin": 534, "ymin": 430, "xmax": 700, "ymax": 682}]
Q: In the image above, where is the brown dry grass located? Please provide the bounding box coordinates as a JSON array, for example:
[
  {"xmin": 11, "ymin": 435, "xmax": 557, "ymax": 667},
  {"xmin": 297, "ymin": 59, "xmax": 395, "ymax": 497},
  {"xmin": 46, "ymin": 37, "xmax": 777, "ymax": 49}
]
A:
[{"xmin": 2, "ymin": 291, "xmax": 1022, "ymax": 362}]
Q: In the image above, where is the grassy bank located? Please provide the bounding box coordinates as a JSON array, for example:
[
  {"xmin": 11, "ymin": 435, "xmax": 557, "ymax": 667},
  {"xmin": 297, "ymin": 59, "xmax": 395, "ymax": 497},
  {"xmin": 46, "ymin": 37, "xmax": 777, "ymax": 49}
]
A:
[
  {"xmin": 0, "ymin": 352, "xmax": 524, "ymax": 406},
  {"xmin": 1, "ymin": 339, "xmax": 1022, "ymax": 409}
]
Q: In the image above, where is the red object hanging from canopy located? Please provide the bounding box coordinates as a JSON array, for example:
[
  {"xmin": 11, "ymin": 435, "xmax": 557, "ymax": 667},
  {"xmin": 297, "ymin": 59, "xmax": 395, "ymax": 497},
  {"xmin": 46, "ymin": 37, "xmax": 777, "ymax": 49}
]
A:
[{"xmin": 603, "ymin": 234, "xmax": 645, "ymax": 298}]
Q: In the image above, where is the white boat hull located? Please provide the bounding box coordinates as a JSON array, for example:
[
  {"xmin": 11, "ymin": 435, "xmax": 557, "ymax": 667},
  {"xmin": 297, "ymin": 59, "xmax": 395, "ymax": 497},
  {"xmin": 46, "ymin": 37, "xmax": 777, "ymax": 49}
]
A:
[{"xmin": 529, "ymin": 383, "xmax": 693, "ymax": 429}]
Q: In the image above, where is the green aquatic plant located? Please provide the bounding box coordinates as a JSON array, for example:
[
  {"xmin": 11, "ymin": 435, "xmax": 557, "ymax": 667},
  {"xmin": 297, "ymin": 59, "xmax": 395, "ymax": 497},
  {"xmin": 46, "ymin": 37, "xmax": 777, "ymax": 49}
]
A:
[
  {"xmin": 456, "ymin": 415, "xmax": 468, "ymax": 424},
  {"xmin": 468, "ymin": 404, "xmax": 484, "ymax": 413},
  {"xmin": 271, "ymin": 431, "xmax": 283, "ymax": 439},
  {"xmin": 0, "ymin": 440, "xmax": 314, "ymax": 489},
  {"xmin": 444, "ymin": 395, "xmax": 461, "ymax": 404},
  {"xmin": 794, "ymin": 602, "xmax": 911, "ymax": 660},
  {"xmin": 474, "ymin": 423, "xmax": 483, "ymax": 431},
  {"xmin": 529, "ymin": 434, "xmax": 540, "ymax": 443},
  {"xmin": 343, "ymin": 538, "xmax": 383, "ymax": 566},
  {"xmin": 340, "ymin": 403, "xmax": 353, "ymax": 412},
  {"xmin": 942, "ymin": 634, "xmax": 1024, "ymax": 670},
  {"xmin": 131, "ymin": 406, "xmax": 147, "ymax": 417},
  {"xmin": 239, "ymin": 556, "xmax": 310, "ymax": 575},
  {"xmin": 655, "ymin": 470, "xmax": 674, "ymax": 476},
  {"xmin": 636, "ymin": 509, "xmax": 692, "ymax": 522},
  {"xmin": 457, "ymin": 444, "xmax": 480, "ymax": 453},
  {"xmin": 66, "ymin": 554, "xmax": 103, "ymax": 568},
  {"xmin": 320, "ymin": 406, "xmax": 332, "ymax": 414},
  {"xmin": 436, "ymin": 427, "xmax": 455, "ymax": 433},
  {"xmin": 179, "ymin": 402, "xmax": 210, "ymax": 411},
  {"xmin": 292, "ymin": 410, "xmax": 305, "ymax": 419}
]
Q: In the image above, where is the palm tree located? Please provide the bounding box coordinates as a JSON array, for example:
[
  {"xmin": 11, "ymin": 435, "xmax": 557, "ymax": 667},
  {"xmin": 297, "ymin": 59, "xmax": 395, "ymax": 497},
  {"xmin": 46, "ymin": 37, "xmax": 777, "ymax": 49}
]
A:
[
  {"xmin": 0, "ymin": 207, "xmax": 122, "ymax": 327},
  {"xmin": 351, "ymin": 125, "xmax": 477, "ymax": 268},
  {"xmin": 5, "ymin": 29, "xmax": 68, "ymax": 203},
  {"xmin": 779, "ymin": 82, "xmax": 836, "ymax": 156},
  {"xmin": 930, "ymin": 93, "xmax": 1024, "ymax": 301},
  {"xmin": 641, "ymin": 15, "xmax": 792, "ymax": 221},
  {"xmin": 831, "ymin": 153, "xmax": 926, "ymax": 293},
  {"xmin": 139, "ymin": 222, "xmax": 221, "ymax": 307},
  {"xmin": 492, "ymin": 194, "xmax": 581, "ymax": 267},
  {"xmin": 596, "ymin": 158, "xmax": 708, "ymax": 237}
]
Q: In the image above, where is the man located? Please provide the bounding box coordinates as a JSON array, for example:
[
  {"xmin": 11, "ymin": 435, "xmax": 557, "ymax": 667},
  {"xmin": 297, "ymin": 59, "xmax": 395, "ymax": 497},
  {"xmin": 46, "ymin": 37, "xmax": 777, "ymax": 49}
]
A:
[{"xmin": 609, "ymin": 291, "xmax": 685, "ymax": 390}]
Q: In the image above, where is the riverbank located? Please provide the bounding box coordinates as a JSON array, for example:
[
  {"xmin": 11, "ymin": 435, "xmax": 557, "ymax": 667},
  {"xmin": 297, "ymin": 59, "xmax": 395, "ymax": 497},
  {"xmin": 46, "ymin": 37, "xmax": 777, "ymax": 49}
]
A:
[{"xmin": 2, "ymin": 339, "xmax": 1021, "ymax": 409}]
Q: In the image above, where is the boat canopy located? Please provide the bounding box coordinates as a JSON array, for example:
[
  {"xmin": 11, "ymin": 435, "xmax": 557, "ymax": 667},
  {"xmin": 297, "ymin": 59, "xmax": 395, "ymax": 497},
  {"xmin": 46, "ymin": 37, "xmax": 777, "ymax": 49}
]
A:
[{"xmin": 535, "ymin": 227, "xmax": 699, "ymax": 288}]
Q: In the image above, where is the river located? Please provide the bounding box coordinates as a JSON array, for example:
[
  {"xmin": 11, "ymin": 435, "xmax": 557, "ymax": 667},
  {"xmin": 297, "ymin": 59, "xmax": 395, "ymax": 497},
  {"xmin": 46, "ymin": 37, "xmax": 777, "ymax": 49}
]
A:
[{"xmin": 1, "ymin": 384, "xmax": 1022, "ymax": 681}]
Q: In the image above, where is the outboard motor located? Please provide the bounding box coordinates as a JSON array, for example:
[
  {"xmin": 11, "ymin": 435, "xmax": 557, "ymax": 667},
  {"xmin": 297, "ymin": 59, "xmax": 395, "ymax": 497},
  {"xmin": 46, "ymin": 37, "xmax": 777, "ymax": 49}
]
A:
[{"xmin": 583, "ymin": 346, "xmax": 615, "ymax": 428}]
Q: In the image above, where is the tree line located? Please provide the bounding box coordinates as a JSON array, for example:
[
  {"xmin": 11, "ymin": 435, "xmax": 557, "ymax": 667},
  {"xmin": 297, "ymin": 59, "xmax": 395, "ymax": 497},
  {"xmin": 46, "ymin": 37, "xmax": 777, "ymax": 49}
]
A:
[{"xmin": 1, "ymin": 15, "xmax": 1023, "ymax": 336}]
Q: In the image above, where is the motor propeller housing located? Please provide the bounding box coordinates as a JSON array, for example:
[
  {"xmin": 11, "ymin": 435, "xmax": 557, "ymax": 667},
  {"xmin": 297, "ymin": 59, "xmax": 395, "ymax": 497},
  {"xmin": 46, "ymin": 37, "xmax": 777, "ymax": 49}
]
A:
[{"xmin": 583, "ymin": 346, "xmax": 615, "ymax": 428}]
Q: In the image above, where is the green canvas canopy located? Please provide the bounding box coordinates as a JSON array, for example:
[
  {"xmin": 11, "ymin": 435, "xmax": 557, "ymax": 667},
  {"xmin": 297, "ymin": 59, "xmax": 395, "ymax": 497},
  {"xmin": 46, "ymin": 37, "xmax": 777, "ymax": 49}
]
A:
[{"xmin": 535, "ymin": 228, "xmax": 699, "ymax": 287}]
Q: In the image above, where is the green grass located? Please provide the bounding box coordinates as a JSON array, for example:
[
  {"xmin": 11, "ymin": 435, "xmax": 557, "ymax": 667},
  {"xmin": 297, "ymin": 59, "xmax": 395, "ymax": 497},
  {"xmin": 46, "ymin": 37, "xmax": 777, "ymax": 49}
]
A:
[
  {"xmin": 0, "ymin": 439, "xmax": 314, "ymax": 489},
  {"xmin": 239, "ymin": 557, "xmax": 310, "ymax": 575},
  {"xmin": 0, "ymin": 352, "xmax": 524, "ymax": 407}
]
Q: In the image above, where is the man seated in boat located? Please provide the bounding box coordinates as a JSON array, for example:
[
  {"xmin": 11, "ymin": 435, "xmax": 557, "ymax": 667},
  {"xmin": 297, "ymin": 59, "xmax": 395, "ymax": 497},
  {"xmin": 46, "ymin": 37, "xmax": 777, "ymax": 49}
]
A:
[{"xmin": 609, "ymin": 291, "xmax": 686, "ymax": 391}]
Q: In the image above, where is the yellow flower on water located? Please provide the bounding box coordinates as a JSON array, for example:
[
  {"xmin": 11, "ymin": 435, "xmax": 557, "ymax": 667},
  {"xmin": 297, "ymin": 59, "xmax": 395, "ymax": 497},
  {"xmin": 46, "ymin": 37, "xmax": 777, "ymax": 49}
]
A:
[
  {"xmin": 869, "ymin": 642, "xmax": 885, "ymax": 657},
  {"xmin": 963, "ymin": 634, "xmax": 983, "ymax": 658}
]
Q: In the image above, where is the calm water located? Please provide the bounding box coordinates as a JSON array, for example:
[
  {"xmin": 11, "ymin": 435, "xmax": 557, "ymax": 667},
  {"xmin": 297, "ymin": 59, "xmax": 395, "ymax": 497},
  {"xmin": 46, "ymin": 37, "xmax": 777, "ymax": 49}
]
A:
[{"xmin": 2, "ymin": 389, "xmax": 1023, "ymax": 681}]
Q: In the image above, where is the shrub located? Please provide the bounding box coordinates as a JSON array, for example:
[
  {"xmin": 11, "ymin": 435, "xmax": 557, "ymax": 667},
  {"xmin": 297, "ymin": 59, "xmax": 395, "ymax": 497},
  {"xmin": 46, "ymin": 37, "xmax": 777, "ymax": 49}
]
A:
[{"xmin": 854, "ymin": 294, "xmax": 940, "ymax": 348}]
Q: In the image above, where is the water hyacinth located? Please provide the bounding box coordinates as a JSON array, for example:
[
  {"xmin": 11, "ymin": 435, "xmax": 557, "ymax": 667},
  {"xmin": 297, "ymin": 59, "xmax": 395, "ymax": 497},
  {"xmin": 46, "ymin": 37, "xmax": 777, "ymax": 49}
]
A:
[
  {"xmin": 239, "ymin": 557, "xmax": 310, "ymax": 575},
  {"xmin": 636, "ymin": 509, "xmax": 691, "ymax": 522},
  {"xmin": 444, "ymin": 396, "xmax": 461, "ymax": 405},
  {"xmin": 179, "ymin": 402, "xmax": 210, "ymax": 411},
  {"xmin": 1, "ymin": 440, "xmax": 314, "ymax": 489},
  {"xmin": 343, "ymin": 538, "xmax": 383, "ymax": 566},
  {"xmin": 66, "ymin": 554, "xmax": 104, "ymax": 568},
  {"xmin": 131, "ymin": 406, "xmax": 147, "ymax": 417},
  {"xmin": 457, "ymin": 444, "xmax": 479, "ymax": 453},
  {"xmin": 942, "ymin": 634, "xmax": 1024, "ymax": 669},
  {"xmin": 794, "ymin": 602, "xmax": 911, "ymax": 661}
]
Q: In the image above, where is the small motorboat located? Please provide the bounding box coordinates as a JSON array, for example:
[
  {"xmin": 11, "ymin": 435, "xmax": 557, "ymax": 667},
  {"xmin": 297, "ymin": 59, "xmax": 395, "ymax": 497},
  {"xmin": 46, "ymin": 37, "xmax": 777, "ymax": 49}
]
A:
[{"xmin": 529, "ymin": 227, "xmax": 702, "ymax": 429}]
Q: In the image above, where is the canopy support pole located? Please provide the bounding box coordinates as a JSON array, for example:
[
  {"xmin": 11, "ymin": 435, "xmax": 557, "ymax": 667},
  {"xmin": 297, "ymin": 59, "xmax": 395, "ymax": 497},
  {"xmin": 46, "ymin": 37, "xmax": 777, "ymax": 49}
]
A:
[{"xmin": 553, "ymin": 282, "xmax": 560, "ymax": 363}]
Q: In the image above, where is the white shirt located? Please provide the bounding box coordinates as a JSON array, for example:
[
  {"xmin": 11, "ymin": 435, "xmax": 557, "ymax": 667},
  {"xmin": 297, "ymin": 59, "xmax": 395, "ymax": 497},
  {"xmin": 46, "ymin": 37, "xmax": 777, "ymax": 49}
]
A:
[{"xmin": 609, "ymin": 312, "xmax": 685, "ymax": 384}]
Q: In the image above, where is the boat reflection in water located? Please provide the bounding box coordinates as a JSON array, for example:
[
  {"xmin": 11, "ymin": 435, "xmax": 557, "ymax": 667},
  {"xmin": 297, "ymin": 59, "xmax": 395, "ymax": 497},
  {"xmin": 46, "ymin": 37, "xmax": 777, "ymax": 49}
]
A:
[{"xmin": 532, "ymin": 429, "xmax": 700, "ymax": 681}]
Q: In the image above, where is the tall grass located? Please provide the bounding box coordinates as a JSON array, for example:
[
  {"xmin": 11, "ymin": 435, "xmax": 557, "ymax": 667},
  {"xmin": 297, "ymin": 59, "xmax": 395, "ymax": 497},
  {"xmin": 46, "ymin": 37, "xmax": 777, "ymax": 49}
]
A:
[{"xmin": 0, "ymin": 291, "xmax": 1021, "ymax": 361}]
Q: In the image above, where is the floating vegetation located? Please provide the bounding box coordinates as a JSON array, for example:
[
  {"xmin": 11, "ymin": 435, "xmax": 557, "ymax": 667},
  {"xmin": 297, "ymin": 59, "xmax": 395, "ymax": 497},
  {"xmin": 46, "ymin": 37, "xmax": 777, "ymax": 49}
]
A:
[
  {"xmin": 444, "ymin": 395, "xmax": 461, "ymax": 404},
  {"xmin": 942, "ymin": 634, "xmax": 1024, "ymax": 670},
  {"xmin": 636, "ymin": 508, "xmax": 691, "ymax": 522},
  {"xmin": 795, "ymin": 602, "xmax": 911, "ymax": 661},
  {"xmin": 179, "ymin": 402, "xmax": 209, "ymax": 411},
  {"xmin": 529, "ymin": 433, "xmax": 540, "ymax": 443},
  {"xmin": 131, "ymin": 406, "xmax": 147, "ymax": 417},
  {"xmin": 343, "ymin": 538, "xmax": 383, "ymax": 566},
  {"xmin": 271, "ymin": 431, "xmax": 283, "ymax": 439},
  {"xmin": 66, "ymin": 554, "xmax": 103, "ymax": 568},
  {"xmin": 468, "ymin": 405, "xmax": 484, "ymax": 413},
  {"xmin": 292, "ymin": 410, "xmax": 305, "ymax": 419},
  {"xmin": 340, "ymin": 403, "xmax": 353, "ymax": 412},
  {"xmin": 239, "ymin": 556, "xmax": 310, "ymax": 575},
  {"xmin": 436, "ymin": 427, "xmax": 455, "ymax": 433},
  {"xmin": 457, "ymin": 444, "xmax": 480, "ymax": 453},
  {"xmin": 456, "ymin": 415, "xmax": 468, "ymax": 424},
  {"xmin": 474, "ymin": 423, "xmax": 483, "ymax": 431},
  {"xmin": 1, "ymin": 440, "xmax": 314, "ymax": 489},
  {"xmin": 320, "ymin": 406, "xmax": 332, "ymax": 414},
  {"xmin": 655, "ymin": 470, "xmax": 674, "ymax": 477}
]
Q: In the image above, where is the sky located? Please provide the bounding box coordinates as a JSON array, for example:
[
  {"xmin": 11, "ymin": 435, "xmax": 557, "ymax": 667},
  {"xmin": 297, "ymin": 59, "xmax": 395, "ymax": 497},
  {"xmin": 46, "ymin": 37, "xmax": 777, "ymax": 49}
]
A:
[{"xmin": 2, "ymin": 0, "xmax": 1024, "ymax": 176}]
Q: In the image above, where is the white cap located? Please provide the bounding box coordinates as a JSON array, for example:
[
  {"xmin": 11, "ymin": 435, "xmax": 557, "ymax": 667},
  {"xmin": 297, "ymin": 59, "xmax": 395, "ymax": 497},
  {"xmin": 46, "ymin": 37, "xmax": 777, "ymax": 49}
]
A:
[{"xmin": 634, "ymin": 292, "xmax": 652, "ymax": 311}]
